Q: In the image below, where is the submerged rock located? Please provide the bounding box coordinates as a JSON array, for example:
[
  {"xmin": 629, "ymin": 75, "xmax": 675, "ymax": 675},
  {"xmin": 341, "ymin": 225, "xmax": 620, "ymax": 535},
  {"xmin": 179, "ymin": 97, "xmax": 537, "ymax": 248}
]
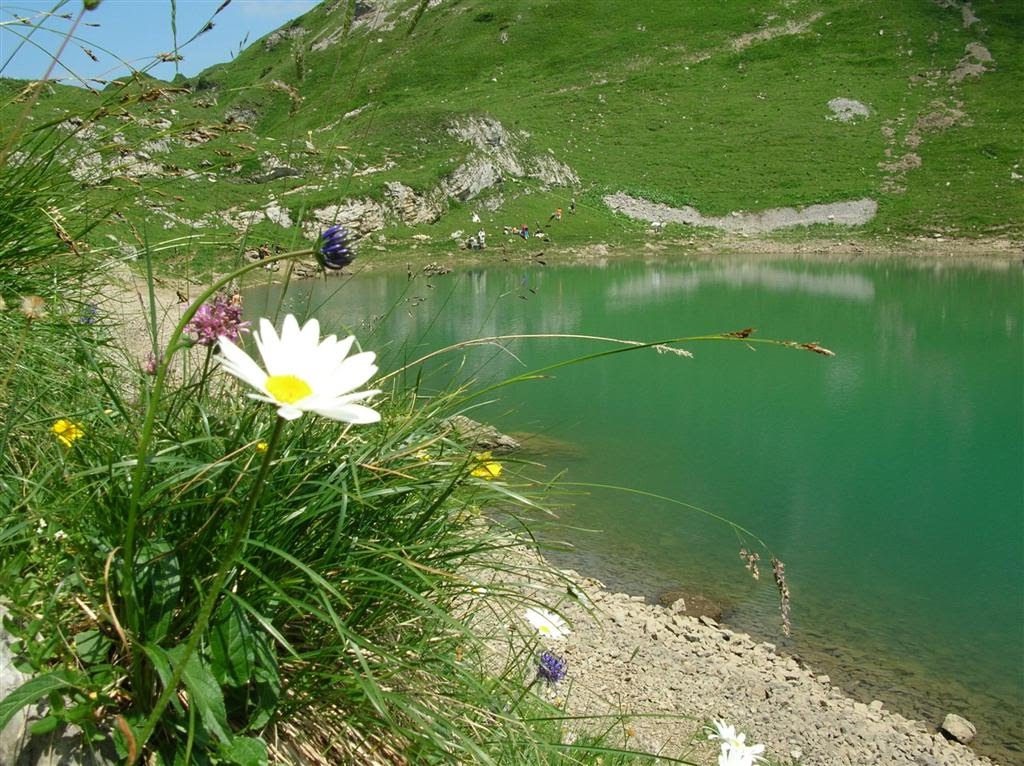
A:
[{"xmin": 443, "ymin": 415, "xmax": 520, "ymax": 454}]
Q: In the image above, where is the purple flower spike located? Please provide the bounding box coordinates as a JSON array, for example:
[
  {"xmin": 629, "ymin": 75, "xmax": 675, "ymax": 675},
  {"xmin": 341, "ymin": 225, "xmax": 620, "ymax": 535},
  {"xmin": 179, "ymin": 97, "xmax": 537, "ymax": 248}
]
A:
[
  {"xmin": 319, "ymin": 225, "xmax": 355, "ymax": 270},
  {"xmin": 186, "ymin": 294, "xmax": 250, "ymax": 346},
  {"xmin": 537, "ymin": 651, "xmax": 567, "ymax": 683}
]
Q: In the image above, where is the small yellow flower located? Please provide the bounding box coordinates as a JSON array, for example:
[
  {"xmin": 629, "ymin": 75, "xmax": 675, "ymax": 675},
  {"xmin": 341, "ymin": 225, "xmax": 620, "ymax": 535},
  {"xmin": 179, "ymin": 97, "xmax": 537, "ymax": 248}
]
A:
[
  {"xmin": 255, "ymin": 441, "xmax": 269, "ymax": 453},
  {"xmin": 470, "ymin": 451, "xmax": 502, "ymax": 479},
  {"xmin": 51, "ymin": 419, "xmax": 84, "ymax": 447}
]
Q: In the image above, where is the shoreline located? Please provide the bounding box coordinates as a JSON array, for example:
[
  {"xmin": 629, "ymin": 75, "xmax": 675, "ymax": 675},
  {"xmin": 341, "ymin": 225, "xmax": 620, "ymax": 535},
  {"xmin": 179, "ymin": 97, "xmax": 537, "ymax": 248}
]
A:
[
  {"xmin": 216, "ymin": 233, "xmax": 1024, "ymax": 286},
  {"xmin": 500, "ymin": 541, "xmax": 1003, "ymax": 766},
  {"xmin": 347, "ymin": 234, "xmax": 1023, "ymax": 274}
]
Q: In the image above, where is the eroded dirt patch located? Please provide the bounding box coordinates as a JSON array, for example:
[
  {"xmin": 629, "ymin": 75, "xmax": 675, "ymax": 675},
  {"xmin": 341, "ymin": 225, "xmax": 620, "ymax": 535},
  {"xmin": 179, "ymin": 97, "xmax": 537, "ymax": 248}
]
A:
[{"xmin": 604, "ymin": 193, "xmax": 878, "ymax": 234}]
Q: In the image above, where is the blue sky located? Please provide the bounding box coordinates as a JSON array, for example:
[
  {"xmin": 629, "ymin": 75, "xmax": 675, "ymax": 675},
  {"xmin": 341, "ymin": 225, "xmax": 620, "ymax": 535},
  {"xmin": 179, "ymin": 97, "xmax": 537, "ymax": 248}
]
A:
[{"xmin": 0, "ymin": 0, "xmax": 319, "ymax": 84}]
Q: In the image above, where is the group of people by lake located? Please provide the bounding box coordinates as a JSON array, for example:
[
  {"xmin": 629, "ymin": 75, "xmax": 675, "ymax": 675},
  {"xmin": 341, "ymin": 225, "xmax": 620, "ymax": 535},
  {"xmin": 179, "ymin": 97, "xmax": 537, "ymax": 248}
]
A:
[{"xmin": 470, "ymin": 199, "xmax": 576, "ymax": 250}]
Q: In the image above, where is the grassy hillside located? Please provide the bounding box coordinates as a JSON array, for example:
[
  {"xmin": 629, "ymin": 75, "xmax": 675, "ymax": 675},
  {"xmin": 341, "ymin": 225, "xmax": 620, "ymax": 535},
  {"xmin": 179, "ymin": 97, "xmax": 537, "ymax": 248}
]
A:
[{"xmin": 2, "ymin": 0, "xmax": 1021, "ymax": 274}]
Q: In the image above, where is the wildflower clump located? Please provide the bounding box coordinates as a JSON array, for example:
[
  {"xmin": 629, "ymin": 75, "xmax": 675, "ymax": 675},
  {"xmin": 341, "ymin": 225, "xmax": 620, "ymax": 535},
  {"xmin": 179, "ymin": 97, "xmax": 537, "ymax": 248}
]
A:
[
  {"xmin": 185, "ymin": 294, "xmax": 249, "ymax": 346},
  {"xmin": 217, "ymin": 314, "xmax": 380, "ymax": 422}
]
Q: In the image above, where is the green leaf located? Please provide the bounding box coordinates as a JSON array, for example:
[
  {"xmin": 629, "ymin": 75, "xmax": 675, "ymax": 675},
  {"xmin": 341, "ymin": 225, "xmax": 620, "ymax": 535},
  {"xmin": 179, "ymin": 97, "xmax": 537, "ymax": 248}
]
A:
[
  {"xmin": 137, "ymin": 541, "xmax": 181, "ymax": 644},
  {"xmin": 74, "ymin": 628, "xmax": 111, "ymax": 666},
  {"xmin": 166, "ymin": 645, "xmax": 231, "ymax": 745},
  {"xmin": 246, "ymin": 631, "xmax": 279, "ymax": 731},
  {"xmin": 0, "ymin": 671, "xmax": 74, "ymax": 730},
  {"xmin": 210, "ymin": 598, "xmax": 254, "ymax": 688},
  {"xmin": 219, "ymin": 735, "xmax": 268, "ymax": 766},
  {"xmin": 29, "ymin": 714, "xmax": 59, "ymax": 735}
]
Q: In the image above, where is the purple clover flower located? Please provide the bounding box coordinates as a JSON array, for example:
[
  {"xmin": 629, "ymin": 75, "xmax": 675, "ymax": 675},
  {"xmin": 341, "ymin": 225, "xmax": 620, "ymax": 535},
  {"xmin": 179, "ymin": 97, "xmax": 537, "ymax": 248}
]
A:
[
  {"xmin": 318, "ymin": 225, "xmax": 355, "ymax": 270},
  {"xmin": 185, "ymin": 294, "xmax": 249, "ymax": 346},
  {"xmin": 537, "ymin": 651, "xmax": 567, "ymax": 683}
]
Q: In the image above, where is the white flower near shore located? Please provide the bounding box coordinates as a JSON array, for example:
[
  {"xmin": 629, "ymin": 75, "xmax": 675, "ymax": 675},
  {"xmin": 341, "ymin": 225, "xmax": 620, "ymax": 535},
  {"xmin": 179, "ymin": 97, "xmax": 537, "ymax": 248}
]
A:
[
  {"xmin": 523, "ymin": 607, "xmax": 571, "ymax": 640},
  {"xmin": 708, "ymin": 720, "xmax": 765, "ymax": 766},
  {"xmin": 218, "ymin": 315, "xmax": 381, "ymax": 423}
]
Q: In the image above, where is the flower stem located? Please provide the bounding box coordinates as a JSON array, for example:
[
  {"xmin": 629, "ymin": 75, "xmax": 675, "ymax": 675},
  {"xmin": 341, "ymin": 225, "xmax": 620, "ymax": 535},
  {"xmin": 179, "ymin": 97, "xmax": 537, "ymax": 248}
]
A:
[
  {"xmin": 121, "ymin": 249, "xmax": 308, "ymax": 633},
  {"xmin": 130, "ymin": 416, "xmax": 287, "ymax": 760}
]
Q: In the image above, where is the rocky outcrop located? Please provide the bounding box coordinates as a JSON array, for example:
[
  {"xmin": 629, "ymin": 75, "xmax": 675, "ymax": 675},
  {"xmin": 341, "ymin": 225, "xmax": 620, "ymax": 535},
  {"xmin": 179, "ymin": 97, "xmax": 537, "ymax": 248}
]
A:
[
  {"xmin": 949, "ymin": 42, "xmax": 994, "ymax": 84},
  {"xmin": 250, "ymin": 166, "xmax": 302, "ymax": 184},
  {"xmin": 827, "ymin": 98, "xmax": 870, "ymax": 122},
  {"xmin": 442, "ymin": 156, "xmax": 506, "ymax": 201},
  {"xmin": 264, "ymin": 25, "xmax": 307, "ymax": 52},
  {"xmin": 443, "ymin": 415, "xmax": 520, "ymax": 454},
  {"xmin": 303, "ymin": 200, "xmax": 388, "ymax": 241},
  {"xmin": 384, "ymin": 182, "xmax": 443, "ymax": 225},
  {"xmin": 442, "ymin": 115, "xmax": 578, "ymax": 200}
]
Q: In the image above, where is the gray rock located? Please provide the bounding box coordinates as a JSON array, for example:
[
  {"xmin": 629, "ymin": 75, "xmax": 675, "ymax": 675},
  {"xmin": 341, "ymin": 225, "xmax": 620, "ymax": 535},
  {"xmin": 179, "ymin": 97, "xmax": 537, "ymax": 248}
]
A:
[
  {"xmin": 250, "ymin": 166, "xmax": 302, "ymax": 184},
  {"xmin": 643, "ymin": 618, "xmax": 659, "ymax": 640},
  {"xmin": 1, "ymin": 608, "xmax": 32, "ymax": 765},
  {"xmin": 939, "ymin": 713, "xmax": 976, "ymax": 744},
  {"xmin": 442, "ymin": 415, "xmax": 520, "ymax": 454},
  {"xmin": 2, "ymin": 610, "xmax": 116, "ymax": 765},
  {"xmin": 383, "ymin": 182, "xmax": 443, "ymax": 225}
]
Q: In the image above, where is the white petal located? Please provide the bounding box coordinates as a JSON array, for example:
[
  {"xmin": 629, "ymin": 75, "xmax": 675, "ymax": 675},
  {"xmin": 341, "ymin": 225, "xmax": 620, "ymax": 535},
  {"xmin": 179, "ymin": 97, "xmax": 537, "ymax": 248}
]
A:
[
  {"xmin": 276, "ymin": 404, "xmax": 304, "ymax": 420},
  {"xmin": 321, "ymin": 355, "xmax": 378, "ymax": 397},
  {"xmin": 256, "ymin": 318, "xmax": 286, "ymax": 375},
  {"xmin": 334, "ymin": 389, "xmax": 381, "ymax": 405},
  {"xmin": 218, "ymin": 338, "xmax": 268, "ymax": 390},
  {"xmin": 280, "ymin": 314, "xmax": 301, "ymax": 341},
  {"xmin": 298, "ymin": 316, "xmax": 321, "ymax": 349},
  {"xmin": 312, "ymin": 403, "xmax": 380, "ymax": 423}
]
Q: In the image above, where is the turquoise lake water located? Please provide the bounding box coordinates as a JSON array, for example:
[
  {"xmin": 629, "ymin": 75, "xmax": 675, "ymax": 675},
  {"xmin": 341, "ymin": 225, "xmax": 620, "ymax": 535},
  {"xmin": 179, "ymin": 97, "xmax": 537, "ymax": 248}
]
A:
[{"xmin": 248, "ymin": 254, "xmax": 1024, "ymax": 763}]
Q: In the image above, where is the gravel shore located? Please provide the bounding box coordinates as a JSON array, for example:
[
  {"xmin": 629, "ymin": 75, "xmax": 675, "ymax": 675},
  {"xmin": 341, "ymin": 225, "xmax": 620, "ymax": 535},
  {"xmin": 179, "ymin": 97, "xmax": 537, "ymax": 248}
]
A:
[{"xmin": 487, "ymin": 544, "xmax": 999, "ymax": 766}]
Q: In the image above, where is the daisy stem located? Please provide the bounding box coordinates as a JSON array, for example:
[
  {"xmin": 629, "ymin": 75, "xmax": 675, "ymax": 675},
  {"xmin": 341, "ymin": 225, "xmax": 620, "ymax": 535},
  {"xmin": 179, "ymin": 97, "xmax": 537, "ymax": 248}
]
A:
[
  {"xmin": 131, "ymin": 416, "xmax": 287, "ymax": 759},
  {"xmin": 119, "ymin": 250, "xmax": 307, "ymax": 710}
]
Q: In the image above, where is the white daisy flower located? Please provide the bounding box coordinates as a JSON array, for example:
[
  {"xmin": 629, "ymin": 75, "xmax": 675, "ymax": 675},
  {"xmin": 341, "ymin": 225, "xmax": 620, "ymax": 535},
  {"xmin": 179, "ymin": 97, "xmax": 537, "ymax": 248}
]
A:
[
  {"xmin": 708, "ymin": 720, "xmax": 765, "ymax": 766},
  {"xmin": 523, "ymin": 607, "xmax": 571, "ymax": 640},
  {"xmin": 218, "ymin": 314, "xmax": 381, "ymax": 423},
  {"xmin": 708, "ymin": 720, "xmax": 742, "ymax": 747}
]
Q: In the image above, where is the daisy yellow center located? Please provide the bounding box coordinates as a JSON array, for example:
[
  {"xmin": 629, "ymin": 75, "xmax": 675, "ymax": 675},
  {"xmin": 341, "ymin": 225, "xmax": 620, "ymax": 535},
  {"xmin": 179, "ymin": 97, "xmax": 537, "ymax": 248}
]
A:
[{"xmin": 265, "ymin": 374, "xmax": 313, "ymax": 404}]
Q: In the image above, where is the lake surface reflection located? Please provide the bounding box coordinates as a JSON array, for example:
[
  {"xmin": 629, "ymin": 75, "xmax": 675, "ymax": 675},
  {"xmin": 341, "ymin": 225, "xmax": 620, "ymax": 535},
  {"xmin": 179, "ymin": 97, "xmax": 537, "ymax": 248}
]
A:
[{"xmin": 248, "ymin": 254, "xmax": 1023, "ymax": 763}]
